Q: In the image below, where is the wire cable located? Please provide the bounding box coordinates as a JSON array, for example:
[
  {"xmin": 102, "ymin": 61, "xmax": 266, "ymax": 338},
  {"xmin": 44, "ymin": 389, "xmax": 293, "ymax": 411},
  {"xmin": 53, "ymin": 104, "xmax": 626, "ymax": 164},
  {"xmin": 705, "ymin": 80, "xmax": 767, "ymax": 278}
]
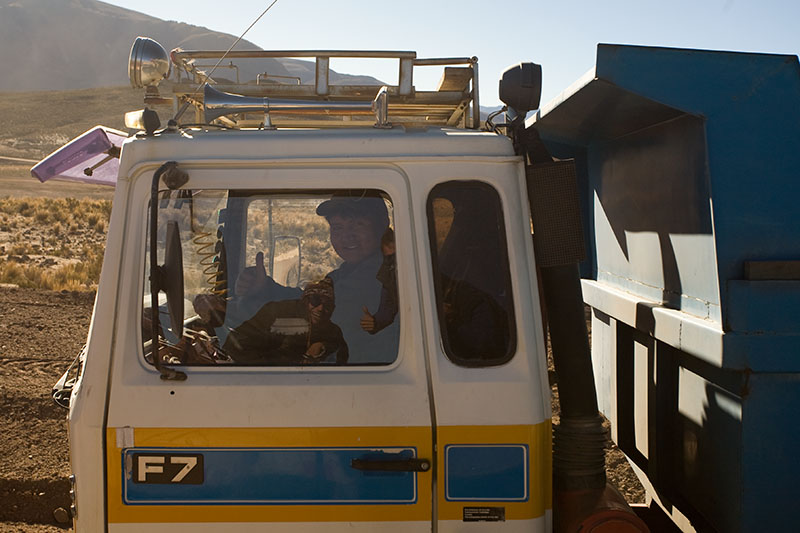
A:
[
  {"xmin": 484, "ymin": 106, "xmax": 508, "ymax": 133},
  {"xmin": 173, "ymin": 0, "xmax": 280, "ymax": 122}
]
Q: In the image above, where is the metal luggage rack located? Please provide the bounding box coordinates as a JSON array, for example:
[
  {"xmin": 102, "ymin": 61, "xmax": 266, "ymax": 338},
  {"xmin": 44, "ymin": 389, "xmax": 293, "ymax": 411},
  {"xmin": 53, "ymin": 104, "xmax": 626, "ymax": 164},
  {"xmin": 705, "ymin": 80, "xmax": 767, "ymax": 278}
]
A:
[{"xmin": 169, "ymin": 49, "xmax": 480, "ymax": 129}]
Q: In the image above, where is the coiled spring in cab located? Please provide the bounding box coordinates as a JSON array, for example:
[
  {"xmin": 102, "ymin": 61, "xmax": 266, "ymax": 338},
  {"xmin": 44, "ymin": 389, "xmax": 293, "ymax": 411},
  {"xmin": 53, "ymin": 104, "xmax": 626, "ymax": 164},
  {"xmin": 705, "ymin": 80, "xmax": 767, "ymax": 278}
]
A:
[{"xmin": 194, "ymin": 226, "xmax": 227, "ymax": 296}]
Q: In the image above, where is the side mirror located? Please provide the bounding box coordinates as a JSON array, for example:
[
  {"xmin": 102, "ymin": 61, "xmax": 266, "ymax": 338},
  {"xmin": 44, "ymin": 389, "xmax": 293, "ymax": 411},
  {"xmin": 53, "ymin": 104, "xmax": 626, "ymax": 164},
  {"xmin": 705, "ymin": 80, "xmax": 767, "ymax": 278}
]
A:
[
  {"xmin": 271, "ymin": 235, "xmax": 301, "ymax": 287},
  {"xmin": 148, "ymin": 161, "xmax": 188, "ymax": 380},
  {"xmin": 162, "ymin": 220, "xmax": 185, "ymax": 339},
  {"xmin": 51, "ymin": 348, "xmax": 84, "ymax": 409},
  {"xmin": 52, "ymin": 363, "xmax": 77, "ymax": 409}
]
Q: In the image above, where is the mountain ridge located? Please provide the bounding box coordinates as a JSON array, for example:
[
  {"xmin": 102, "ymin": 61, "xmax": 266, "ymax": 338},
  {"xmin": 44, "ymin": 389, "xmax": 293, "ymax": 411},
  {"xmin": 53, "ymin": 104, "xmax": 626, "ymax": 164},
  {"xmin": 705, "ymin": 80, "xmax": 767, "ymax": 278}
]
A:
[{"xmin": 0, "ymin": 0, "xmax": 380, "ymax": 91}]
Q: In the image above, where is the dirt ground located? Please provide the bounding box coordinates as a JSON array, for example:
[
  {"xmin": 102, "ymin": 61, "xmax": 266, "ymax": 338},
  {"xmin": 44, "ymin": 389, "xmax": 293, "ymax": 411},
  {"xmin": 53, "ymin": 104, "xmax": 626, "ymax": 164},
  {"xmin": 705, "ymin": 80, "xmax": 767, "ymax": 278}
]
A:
[
  {"xmin": 0, "ymin": 287, "xmax": 94, "ymax": 532},
  {"xmin": 0, "ymin": 285, "xmax": 643, "ymax": 531}
]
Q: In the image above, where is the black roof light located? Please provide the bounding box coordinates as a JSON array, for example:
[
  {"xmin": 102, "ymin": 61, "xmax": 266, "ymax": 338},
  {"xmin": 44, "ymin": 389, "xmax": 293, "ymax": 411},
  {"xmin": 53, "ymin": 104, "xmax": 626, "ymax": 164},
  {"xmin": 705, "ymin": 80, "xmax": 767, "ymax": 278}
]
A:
[{"xmin": 499, "ymin": 62, "xmax": 543, "ymax": 115}]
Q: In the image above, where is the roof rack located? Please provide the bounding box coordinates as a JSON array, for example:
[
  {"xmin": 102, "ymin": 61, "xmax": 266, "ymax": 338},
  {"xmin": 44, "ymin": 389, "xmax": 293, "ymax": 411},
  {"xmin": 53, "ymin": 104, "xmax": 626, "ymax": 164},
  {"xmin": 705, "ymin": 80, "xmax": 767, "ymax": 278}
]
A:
[{"xmin": 168, "ymin": 49, "xmax": 480, "ymax": 129}]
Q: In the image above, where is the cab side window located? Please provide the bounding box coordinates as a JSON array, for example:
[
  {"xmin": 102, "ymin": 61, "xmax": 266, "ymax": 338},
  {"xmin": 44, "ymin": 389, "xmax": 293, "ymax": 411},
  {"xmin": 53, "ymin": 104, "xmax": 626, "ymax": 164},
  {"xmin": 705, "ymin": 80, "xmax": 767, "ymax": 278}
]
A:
[{"xmin": 427, "ymin": 181, "xmax": 516, "ymax": 366}]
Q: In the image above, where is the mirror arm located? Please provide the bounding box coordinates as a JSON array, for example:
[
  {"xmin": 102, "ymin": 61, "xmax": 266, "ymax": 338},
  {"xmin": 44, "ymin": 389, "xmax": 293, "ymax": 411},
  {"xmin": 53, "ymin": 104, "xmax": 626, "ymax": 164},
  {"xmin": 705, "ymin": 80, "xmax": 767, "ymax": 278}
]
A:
[{"xmin": 150, "ymin": 162, "xmax": 187, "ymax": 381}]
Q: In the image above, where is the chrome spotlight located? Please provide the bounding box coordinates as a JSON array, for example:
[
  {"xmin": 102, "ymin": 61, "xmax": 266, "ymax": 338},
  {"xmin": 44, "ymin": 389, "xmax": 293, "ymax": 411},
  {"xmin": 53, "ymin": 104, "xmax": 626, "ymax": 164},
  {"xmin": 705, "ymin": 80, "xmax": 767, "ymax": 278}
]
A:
[{"xmin": 129, "ymin": 37, "xmax": 171, "ymax": 89}]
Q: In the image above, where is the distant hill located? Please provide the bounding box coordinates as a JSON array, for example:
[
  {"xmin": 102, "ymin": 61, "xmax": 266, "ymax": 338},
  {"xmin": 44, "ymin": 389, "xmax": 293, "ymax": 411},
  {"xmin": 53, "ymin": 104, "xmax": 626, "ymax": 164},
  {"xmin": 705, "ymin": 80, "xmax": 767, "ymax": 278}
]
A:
[
  {"xmin": 0, "ymin": 86, "xmax": 143, "ymax": 160},
  {"xmin": 0, "ymin": 0, "xmax": 381, "ymax": 92}
]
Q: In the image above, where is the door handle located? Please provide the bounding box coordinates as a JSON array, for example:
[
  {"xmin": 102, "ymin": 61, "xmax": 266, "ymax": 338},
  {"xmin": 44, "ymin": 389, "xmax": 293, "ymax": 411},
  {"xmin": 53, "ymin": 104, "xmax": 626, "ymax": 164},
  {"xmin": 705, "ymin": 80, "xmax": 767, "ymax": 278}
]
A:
[{"xmin": 351, "ymin": 457, "xmax": 431, "ymax": 472}]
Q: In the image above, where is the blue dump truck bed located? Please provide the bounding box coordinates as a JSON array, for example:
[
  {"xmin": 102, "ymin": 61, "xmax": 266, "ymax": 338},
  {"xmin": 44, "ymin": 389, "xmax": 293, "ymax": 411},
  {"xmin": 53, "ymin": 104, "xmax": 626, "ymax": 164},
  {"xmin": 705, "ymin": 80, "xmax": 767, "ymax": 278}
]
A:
[{"xmin": 532, "ymin": 44, "xmax": 800, "ymax": 533}]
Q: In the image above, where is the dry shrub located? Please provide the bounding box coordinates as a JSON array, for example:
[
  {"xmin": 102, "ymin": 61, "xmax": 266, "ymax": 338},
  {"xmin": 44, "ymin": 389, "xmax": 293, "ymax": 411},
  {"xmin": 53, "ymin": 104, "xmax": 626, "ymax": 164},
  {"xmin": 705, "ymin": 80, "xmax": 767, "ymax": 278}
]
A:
[
  {"xmin": 0, "ymin": 197, "xmax": 111, "ymax": 291},
  {"xmin": 0, "ymin": 246, "xmax": 103, "ymax": 291},
  {"xmin": 34, "ymin": 210, "xmax": 50, "ymax": 223},
  {"xmin": 0, "ymin": 261, "xmax": 32, "ymax": 287},
  {"xmin": 97, "ymin": 200, "xmax": 112, "ymax": 217},
  {"xmin": 9, "ymin": 243, "xmax": 31, "ymax": 255},
  {"xmin": 16, "ymin": 200, "xmax": 33, "ymax": 216},
  {"xmin": 0, "ymin": 196, "xmax": 111, "ymax": 228},
  {"xmin": 46, "ymin": 199, "xmax": 70, "ymax": 223},
  {"xmin": 54, "ymin": 244, "xmax": 70, "ymax": 257},
  {"xmin": 79, "ymin": 244, "xmax": 105, "ymax": 282},
  {"xmin": 51, "ymin": 263, "xmax": 94, "ymax": 291},
  {"xmin": 0, "ymin": 261, "xmax": 53, "ymax": 289},
  {"xmin": 52, "ymin": 209, "xmax": 68, "ymax": 223}
]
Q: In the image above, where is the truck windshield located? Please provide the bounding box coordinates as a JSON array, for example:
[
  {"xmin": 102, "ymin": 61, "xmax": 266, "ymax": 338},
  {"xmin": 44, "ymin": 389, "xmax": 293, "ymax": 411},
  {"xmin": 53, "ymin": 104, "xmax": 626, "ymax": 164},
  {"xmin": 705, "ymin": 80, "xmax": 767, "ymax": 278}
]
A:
[{"xmin": 142, "ymin": 188, "xmax": 399, "ymax": 367}]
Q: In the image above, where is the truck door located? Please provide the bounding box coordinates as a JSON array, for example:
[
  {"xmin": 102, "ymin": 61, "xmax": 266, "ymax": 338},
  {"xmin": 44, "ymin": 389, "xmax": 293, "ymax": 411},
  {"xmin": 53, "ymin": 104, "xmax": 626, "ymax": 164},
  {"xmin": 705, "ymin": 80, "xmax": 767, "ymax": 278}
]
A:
[
  {"xmin": 420, "ymin": 176, "xmax": 552, "ymax": 532},
  {"xmin": 105, "ymin": 166, "xmax": 434, "ymax": 532}
]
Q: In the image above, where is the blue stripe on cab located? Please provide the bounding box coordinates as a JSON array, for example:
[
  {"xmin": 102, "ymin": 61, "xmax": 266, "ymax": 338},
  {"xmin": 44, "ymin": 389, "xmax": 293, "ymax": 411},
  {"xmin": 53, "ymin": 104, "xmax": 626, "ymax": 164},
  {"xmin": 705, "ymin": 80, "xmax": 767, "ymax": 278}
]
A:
[
  {"xmin": 124, "ymin": 447, "xmax": 418, "ymax": 505},
  {"xmin": 445, "ymin": 445, "xmax": 528, "ymax": 501}
]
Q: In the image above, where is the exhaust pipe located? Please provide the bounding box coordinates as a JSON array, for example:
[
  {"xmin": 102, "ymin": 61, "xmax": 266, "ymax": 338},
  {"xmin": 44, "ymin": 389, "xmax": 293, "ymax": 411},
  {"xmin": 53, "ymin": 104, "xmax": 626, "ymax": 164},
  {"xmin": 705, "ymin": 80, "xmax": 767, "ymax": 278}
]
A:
[{"xmin": 517, "ymin": 126, "xmax": 648, "ymax": 532}]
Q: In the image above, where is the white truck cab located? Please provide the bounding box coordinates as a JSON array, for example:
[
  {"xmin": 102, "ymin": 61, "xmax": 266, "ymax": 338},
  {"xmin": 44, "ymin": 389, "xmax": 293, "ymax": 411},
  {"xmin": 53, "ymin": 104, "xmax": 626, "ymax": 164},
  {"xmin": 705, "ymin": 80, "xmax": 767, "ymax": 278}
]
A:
[{"xmin": 45, "ymin": 37, "xmax": 646, "ymax": 533}]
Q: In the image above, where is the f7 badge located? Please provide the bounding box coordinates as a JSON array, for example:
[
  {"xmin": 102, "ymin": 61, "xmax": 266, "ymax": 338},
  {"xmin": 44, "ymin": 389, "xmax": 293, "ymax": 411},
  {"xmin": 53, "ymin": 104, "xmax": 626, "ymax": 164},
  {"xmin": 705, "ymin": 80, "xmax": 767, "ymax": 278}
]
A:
[{"xmin": 132, "ymin": 453, "xmax": 204, "ymax": 484}]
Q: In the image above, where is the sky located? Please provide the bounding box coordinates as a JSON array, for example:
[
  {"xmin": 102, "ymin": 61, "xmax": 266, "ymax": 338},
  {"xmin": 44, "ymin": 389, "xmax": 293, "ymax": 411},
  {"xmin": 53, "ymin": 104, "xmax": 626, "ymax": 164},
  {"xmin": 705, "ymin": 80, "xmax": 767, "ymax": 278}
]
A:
[{"xmin": 104, "ymin": 0, "xmax": 799, "ymax": 108}]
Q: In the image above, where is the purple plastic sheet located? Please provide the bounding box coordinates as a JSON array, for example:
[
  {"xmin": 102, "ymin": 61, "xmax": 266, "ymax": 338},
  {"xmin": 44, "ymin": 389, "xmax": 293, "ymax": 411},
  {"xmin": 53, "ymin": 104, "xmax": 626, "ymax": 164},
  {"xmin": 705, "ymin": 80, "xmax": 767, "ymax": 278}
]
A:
[{"xmin": 30, "ymin": 126, "xmax": 127, "ymax": 186}]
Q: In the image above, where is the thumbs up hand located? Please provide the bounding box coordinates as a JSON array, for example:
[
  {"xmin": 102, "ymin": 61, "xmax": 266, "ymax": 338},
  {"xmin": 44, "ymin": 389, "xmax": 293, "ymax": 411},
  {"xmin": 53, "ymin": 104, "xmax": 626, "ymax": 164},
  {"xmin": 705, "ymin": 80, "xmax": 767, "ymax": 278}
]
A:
[
  {"xmin": 360, "ymin": 305, "xmax": 376, "ymax": 333},
  {"xmin": 235, "ymin": 251, "xmax": 268, "ymax": 297}
]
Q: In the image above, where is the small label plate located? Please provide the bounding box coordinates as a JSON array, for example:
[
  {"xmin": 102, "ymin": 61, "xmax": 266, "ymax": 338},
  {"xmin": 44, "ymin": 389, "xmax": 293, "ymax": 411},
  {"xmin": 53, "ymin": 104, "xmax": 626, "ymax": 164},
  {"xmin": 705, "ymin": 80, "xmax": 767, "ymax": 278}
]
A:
[{"xmin": 463, "ymin": 506, "xmax": 506, "ymax": 522}]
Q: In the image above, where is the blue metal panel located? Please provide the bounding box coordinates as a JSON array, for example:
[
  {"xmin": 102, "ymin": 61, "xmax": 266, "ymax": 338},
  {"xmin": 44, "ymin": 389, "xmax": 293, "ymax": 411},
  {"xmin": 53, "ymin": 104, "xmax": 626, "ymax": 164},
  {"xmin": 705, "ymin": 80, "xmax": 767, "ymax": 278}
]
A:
[
  {"xmin": 591, "ymin": 45, "xmax": 800, "ymax": 277},
  {"xmin": 722, "ymin": 281, "xmax": 800, "ymax": 371},
  {"xmin": 534, "ymin": 44, "xmax": 800, "ymax": 328},
  {"xmin": 726, "ymin": 281, "xmax": 800, "ymax": 334},
  {"xmin": 444, "ymin": 445, "xmax": 528, "ymax": 501},
  {"xmin": 724, "ymin": 334, "xmax": 800, "ymax": 373},
  {"xmin": 532, "ymin": 44, "xmax": 800, "ymax": 533},
  {"xmin": 675, "ymin": 365, "xmax": 743, "ymax": 533},
  {"xmin": 741, "ymin": 373, "xmax": 800, "ymax": 532},
  {"xmin": 587, "ymin": 113, "xmax": 717, "ymax": 319},
  {"xmin": 123, "ymin": 447, "xmax": 418, "ymax": 505}
]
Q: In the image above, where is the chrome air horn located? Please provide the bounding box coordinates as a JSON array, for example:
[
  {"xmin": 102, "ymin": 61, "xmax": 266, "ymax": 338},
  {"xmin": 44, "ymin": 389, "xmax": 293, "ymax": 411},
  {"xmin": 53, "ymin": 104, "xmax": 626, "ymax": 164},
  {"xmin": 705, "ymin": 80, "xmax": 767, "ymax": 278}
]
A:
[{"xmin": 203, "ymin": 84, "xmax": 390, "ymax": 128}]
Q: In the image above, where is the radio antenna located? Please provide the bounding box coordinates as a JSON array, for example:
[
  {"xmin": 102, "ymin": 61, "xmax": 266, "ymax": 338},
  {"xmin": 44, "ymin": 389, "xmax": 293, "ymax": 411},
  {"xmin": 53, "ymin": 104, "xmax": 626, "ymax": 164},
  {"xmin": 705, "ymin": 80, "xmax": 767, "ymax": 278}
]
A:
[{"xmin": 172, "ymin": 0, "xmax": 280, "ymax": 123}]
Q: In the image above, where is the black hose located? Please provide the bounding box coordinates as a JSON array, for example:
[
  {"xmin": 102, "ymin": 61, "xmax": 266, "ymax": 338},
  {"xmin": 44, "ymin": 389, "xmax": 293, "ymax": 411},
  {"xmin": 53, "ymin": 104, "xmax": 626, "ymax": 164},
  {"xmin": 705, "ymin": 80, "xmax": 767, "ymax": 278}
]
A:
[
  {"xmin": 514, "ymin": 125, "xmax": 607, "ymax": 491},
  {"xmin": 540, "ymin": 263, "xmax": 606, "ymax": 490}
]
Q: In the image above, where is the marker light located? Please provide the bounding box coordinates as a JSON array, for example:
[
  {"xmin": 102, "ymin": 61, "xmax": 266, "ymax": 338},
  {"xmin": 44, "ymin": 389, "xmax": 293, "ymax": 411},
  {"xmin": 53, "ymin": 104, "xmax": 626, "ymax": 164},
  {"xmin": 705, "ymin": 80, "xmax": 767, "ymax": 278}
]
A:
[{"xmin": 125, "ymin": 109, "xmax": 161, "ymax": 135}]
